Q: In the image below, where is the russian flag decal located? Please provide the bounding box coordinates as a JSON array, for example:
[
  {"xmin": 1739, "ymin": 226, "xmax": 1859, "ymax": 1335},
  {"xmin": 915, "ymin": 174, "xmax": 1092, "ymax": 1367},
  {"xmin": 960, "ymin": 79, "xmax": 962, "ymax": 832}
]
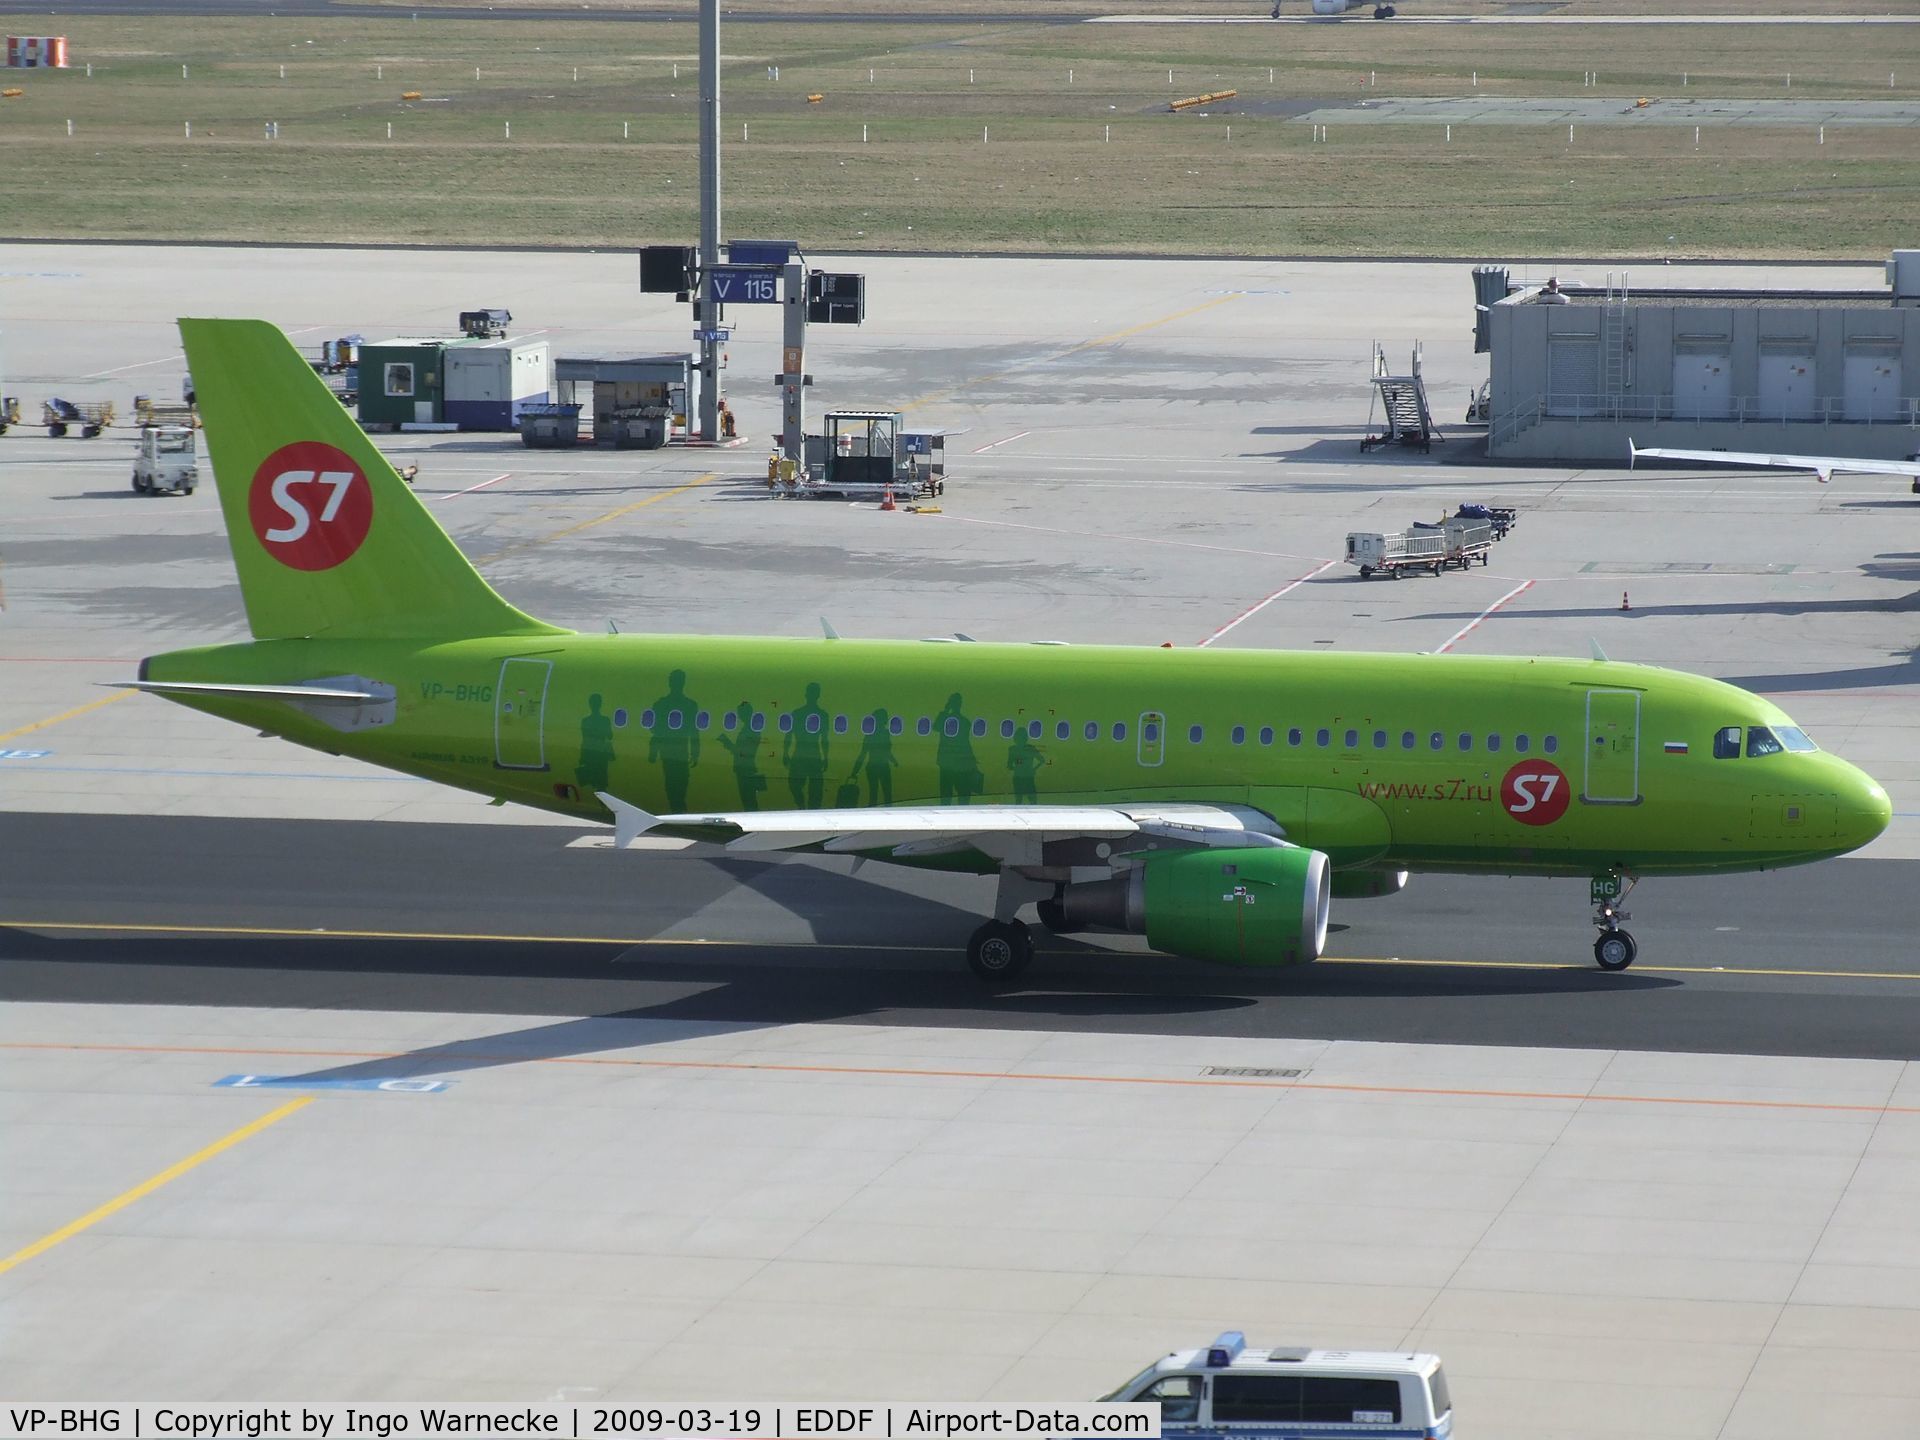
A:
[{"xmin": 1664, "ymin": 740, "xmax": 1689, "ymax": 754}]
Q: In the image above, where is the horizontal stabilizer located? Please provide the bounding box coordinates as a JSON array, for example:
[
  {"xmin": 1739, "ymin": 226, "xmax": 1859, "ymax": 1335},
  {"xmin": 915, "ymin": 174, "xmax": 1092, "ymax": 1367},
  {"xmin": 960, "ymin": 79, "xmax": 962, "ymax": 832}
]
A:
[{"xmin": 109, "ymin": 679, "xmax": 380, "ymax": 704}]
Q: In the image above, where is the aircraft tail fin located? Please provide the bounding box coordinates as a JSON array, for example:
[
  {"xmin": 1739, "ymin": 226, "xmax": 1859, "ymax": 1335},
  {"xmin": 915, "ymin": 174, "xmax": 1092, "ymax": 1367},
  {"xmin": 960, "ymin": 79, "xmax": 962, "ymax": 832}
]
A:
[{"xmin": 178, "ymin": 317, "xmax": 562, "ymax": 642}]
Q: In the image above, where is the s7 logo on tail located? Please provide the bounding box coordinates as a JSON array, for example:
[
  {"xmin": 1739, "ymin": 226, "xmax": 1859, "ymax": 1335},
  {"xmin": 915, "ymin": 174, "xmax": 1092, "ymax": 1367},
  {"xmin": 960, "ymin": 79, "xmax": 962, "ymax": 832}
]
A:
[{"xmin": 248, "ymin": 441, "xmax": 373, "ymax": 571}]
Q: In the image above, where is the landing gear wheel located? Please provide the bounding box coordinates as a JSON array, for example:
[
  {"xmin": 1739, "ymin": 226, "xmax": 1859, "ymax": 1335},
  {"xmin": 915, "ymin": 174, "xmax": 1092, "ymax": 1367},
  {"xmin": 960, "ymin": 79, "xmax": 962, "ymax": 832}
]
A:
[
  {"xmin": 1594, "ymin": 930, "xmax": 1637, "ymax": 971},
  {"xmin": 967, "ymin": 919, "xmax": 1033, "ymax": 984}
]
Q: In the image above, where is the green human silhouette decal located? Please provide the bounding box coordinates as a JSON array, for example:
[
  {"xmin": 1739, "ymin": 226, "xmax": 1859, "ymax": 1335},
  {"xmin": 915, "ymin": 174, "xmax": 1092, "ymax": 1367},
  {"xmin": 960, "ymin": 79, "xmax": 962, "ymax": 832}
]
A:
[
  {"xmin": 936, "ymin": 692, "xmax": 981, "ymax": 805},
  {"xmin": 715, "ymin": 700, "xmax": 767, "ymax": 811},
  {"xmin": 784, "ymin": 680, "xmax": 831, "ymax": 808},
  {"xmin": 576, "ymin": 692, "xmax": 615, "ymax": 792},
  {"xmin": 1007, "ymin": 729, "xmax": 1045, "ymax": 804},
  {"xmin": 647, "ymin": 669, "xmax": 701, "ymax": 811},
  {"xmin": 851, "ymin": 708, "xmax": 895, "ymax": 806}
]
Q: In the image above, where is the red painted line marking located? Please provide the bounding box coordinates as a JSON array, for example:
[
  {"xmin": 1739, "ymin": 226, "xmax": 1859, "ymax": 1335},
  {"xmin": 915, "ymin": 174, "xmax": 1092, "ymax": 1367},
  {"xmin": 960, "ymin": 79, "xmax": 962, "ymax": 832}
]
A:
[
  {"xmin": 971, "ymin": 430, "xmax": 1031, "ymax": 454},
  {"xmin": 0, "ymin": 657, "xmax": 136, "ymax": 663},
  {"xmin": 436, "ymin": 472, "xmax": 512, "ymax": 501},
  {"xmin": 1198, "ymin": 559, "xmax": 1338, "ymax": 648},
  {"xmin": 1435, "ymin": 579, "xmax": 1535, "ymax": 655}
]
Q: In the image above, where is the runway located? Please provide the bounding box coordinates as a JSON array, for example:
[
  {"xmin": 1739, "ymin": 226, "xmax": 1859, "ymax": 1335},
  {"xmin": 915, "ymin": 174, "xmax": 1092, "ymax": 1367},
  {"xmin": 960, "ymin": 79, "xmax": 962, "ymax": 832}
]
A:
[{"xmin": 6, "ymin": 814, "xmax": 1917, "ymax": 1060}]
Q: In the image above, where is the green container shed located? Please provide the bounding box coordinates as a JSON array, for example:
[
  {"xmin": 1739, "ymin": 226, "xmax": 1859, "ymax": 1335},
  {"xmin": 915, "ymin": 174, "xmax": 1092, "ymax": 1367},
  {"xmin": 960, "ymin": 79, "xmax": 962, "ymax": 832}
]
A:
[{"xmin": 357, "ymin": 339, "xmax": 453, "ymax": 428}]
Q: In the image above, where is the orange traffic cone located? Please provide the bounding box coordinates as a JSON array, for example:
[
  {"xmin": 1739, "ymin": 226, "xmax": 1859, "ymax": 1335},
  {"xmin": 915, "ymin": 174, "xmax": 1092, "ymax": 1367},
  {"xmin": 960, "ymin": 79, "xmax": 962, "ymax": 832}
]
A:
[
  {"xmin": 880, "ymin": 485, "xmax": 897, "ymax": 511},
  {"xmin": 1620, "ymin": 590, "xmax": 1631, "ymax": 612}
]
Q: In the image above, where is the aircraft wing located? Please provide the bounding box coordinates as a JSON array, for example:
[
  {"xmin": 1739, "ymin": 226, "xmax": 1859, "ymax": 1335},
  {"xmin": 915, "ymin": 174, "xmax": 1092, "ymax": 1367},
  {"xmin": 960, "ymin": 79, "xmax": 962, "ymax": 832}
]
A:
[
  {"xmin": 596, "ymin": 792, "xmax": 1285, "ymax": 858},
  {"xmin": 1629, "ymin": 439, "xmax": 1920, "ymax": 484}
]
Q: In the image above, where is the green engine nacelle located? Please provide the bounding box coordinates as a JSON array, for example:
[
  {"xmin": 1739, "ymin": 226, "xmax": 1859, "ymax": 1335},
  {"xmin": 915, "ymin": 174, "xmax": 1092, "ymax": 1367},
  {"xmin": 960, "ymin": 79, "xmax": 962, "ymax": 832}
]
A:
[{"xmin": 1143, "ymin": 846, "xmax": 1331, "ymax": 967}]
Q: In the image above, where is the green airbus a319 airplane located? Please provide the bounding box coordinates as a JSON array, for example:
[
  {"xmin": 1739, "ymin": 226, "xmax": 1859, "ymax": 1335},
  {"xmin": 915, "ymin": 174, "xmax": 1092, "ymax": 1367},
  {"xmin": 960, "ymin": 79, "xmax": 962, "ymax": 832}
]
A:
[{"xmin": 127, "ymin": 319, "xmax": 1892, "ymax": 981}]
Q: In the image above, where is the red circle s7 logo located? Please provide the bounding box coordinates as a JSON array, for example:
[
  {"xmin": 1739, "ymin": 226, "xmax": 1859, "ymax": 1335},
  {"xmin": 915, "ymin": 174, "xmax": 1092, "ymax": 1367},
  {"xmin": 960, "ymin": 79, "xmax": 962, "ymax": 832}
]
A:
[
  {"xmin": 248, "ymin": 441, "xmax": 373, "ymax": 571},
  {"xmin": 1501, "ymin": 760, "xmax": 1571, "ymax": 826}
]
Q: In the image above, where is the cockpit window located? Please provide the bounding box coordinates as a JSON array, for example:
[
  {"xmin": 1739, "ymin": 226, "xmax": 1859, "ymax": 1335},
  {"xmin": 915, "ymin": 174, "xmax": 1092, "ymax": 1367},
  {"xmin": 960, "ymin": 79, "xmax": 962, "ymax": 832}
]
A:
[
  {"xmin": 1747, "ymin": 726, "xmax": 1786, "ymax": 758},
  {"xmin": 1713, "ymin": 726, "xmax": 1742, "ymax": 760},
  {"xmin": 1775, "ymin": 726, "xmax": 1818, "ymax": 753}
]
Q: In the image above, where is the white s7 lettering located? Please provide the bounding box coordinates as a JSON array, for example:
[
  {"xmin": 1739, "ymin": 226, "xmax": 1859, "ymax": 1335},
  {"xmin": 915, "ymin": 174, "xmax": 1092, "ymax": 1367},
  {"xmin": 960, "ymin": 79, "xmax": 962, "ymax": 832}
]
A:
[
  {"xmin": 1509, "ymin": 774, "xmax": 1560, "ymax": 814},
  {"xmin": 316, "ymin": 470, "xmax": 355, "ymax": 522},
  {"xmin": 266, "ymin": 469, "xmax": 315, "ymax": 542}
]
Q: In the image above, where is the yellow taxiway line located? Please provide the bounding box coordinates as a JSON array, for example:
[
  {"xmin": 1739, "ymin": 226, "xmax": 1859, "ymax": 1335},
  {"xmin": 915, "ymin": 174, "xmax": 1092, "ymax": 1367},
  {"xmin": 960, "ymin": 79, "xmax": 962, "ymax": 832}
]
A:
[
  {"xmin": 476, "ymin": 471, "xmax": 718, "ymax": 564},
  {"xmin": 0, "ymin": 689, "xmax": 134, "ymax": 746},
  {"xmin": 0, "ymin": 1096, "xmax": 312, "ymax": 1278},
  {"xmin": 6, "ymin": 918, "xmax": 1920, "ymax": 983}
]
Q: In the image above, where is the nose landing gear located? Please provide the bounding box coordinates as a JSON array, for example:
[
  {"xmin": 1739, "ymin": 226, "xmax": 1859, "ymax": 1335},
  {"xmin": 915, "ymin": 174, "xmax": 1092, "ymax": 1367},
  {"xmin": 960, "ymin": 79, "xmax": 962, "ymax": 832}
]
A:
[{"xmin": 1591, "ymin": 870, "xmax": 1638, "ymax": 970}]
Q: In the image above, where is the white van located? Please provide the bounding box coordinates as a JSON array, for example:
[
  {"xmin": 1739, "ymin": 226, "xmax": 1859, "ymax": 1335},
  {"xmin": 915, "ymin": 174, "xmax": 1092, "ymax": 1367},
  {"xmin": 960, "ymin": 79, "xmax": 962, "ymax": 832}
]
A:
[{"xmin": 1103, "ymin": 1332, "xmax": 1452, "ymax": 1439}]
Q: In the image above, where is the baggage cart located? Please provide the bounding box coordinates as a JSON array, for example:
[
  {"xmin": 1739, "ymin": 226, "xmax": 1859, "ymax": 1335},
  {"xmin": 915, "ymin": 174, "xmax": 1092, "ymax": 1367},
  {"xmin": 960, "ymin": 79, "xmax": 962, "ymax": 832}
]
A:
[
  {"xmin": 1345, "ymin": 529, "xmax": 1446, "ymax": 579},
  {"xmin": 43, "ymin": 396, "xmax": 114, "ymax": 438}
]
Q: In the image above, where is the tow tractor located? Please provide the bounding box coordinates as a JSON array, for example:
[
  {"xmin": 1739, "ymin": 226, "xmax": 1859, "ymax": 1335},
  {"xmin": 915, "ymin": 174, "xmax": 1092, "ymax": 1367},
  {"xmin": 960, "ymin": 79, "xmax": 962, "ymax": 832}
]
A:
[{"xmin": 131, "ymin": 424, "xmax": 199, "ymax": 495}]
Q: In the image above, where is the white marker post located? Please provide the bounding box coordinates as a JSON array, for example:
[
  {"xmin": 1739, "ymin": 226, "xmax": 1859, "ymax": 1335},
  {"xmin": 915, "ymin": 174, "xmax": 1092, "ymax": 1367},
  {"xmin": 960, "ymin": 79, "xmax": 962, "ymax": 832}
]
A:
[
  {"xmin": 1446, "ymin": 124, "xmax": 1451, "ymax": 142},
  {"xmin": 184, "ymin": 120, "xmax": 191, "ymax": 137},
  {"xmin": 863, "ymin": 123, "xmax": 868, "ymax": 142},
  {"xmin": 66, "ymin": 118, "xmax": 72, "ymax": 136},
  {"xmin": 387, "ymin": 121, "xmax": 393, "ymax": 139},
  {"xmin": 377, "ymin": 64, "xmax": 383, "ymax": 79},
  {"xmin": 1105, "ymin": 124, "xmax": 1110, "ymax": 142},
  {"xmin": 279, "ymin": 64, "xmax": 285, "ymax": 79},
  {"xmin": 504, "ymin": 120, "xmax": 510, "ymax": 139},
  {"xmin": 181, "ymin": 63, "xmax": 187, "ymax": 79}
]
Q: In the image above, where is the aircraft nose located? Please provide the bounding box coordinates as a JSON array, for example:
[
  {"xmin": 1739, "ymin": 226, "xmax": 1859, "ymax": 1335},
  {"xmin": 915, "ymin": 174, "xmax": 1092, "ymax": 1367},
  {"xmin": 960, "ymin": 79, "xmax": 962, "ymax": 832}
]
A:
[{"xmin": 1844, "ymin": 776, "xmax": 1893, "ymax": 853}]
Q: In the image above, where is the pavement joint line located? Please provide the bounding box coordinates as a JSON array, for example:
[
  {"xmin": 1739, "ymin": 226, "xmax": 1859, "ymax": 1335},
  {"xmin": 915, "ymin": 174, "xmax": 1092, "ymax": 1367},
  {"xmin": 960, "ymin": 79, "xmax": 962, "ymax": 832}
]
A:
[
  {"xmin": 941, "ymin": 512, "xmax": 1330, "ymax": 564},
  {"xmin": 901, "ymin": 293, "xmax": 1238, "ymax": 415},
  {"xmin": 0, "ymin": 1095, "xmax": 312, "ymax": 1279},
  {"xmin": 474, "ymin": 472, "xmax": 717, "ymax": 563},
  {"xmin": 0, "ymin": 689, "xmax": 134, "ymax": 746},
  {"xmin": 2, "ymin": 1040, "xmax": 1915, "ymax": 1118},
  {"xmin": 6, "ymin": 920, "xmax": 1920, "ymax": 983}
]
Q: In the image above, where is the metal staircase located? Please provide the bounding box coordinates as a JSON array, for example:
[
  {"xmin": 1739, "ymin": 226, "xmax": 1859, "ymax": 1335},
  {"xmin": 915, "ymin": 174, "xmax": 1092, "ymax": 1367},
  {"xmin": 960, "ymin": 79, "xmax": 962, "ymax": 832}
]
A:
[{"xmin": 1361, "ymin": 341, "xmax": 1441, "ymax": 453}]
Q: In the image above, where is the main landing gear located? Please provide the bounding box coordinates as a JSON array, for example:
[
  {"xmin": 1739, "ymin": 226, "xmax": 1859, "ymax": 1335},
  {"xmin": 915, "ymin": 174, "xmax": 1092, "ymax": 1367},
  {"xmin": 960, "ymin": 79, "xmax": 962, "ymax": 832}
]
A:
[
  {"xmin": 966, "ymin": 920, "xmax": 1033, "ymax": 983},
  {"xmin": 1591, "ymin": 869, "xmax": 1638, "ymax": 970}
]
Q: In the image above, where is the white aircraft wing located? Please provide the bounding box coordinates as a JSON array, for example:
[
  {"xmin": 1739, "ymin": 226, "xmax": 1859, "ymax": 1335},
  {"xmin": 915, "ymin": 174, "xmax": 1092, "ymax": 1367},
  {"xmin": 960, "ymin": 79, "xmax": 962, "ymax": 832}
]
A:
[
  {"xmin": 1628, "ymin": 439, "xmax": 1920, "ymax": 484},
  {"xmin": 596, "ymin": 792, "xmax": 1285, "ymax": 858}
]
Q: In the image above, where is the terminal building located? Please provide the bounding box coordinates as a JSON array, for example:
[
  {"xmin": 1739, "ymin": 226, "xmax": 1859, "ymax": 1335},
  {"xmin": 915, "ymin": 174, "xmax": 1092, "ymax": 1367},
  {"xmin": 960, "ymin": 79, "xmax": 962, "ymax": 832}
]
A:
[{"xmin": 1486, "ymin": 251, "xmax": 1920, "ymax": 464}]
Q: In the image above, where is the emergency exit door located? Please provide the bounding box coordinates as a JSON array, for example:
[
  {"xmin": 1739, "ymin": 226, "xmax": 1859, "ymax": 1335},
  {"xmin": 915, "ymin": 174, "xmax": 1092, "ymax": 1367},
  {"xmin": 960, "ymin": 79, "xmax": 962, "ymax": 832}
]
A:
[
  {"xmin": 495, "ymin": 657, "xmax": 552, "ymax": 770},
  {"xmin": 1138, "ymin": 712, "xmax": 1166, "ymax": 768},
  {"xmin": 1584, "ymin": 689, "xmax": 1640, "ymax": 804}
]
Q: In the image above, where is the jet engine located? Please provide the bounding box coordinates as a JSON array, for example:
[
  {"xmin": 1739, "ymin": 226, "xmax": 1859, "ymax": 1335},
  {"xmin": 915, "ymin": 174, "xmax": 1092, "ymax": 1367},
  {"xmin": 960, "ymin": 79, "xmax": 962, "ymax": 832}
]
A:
[{"xmin": 1040, "ymin": 846, "xmax": 1330, "ymax": 966}]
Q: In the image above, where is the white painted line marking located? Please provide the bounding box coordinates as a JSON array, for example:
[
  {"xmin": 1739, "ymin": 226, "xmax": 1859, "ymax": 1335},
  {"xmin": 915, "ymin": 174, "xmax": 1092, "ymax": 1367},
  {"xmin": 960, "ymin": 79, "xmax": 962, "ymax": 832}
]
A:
[
  {"xmin": 942, "ymin": 513, "xmax": 1323, "ymax": 562},
  {"xmin": 83, "ymin": 326, "xmax": 322, "ymax": 378},
  {"xmin": 971, "ymin": 430, "xmax": 1031, "ymax": 454},
  {"xmin": 1198, "ymin": 559, "xmax": 1339, "ymax": 648},
  {"xmin": 1435, "ymin": 579, "xmax": 1536, "ymax": 655},
  {"xmin": 436, "ymin": 472, "xmax": 512, "ymax": 501}
]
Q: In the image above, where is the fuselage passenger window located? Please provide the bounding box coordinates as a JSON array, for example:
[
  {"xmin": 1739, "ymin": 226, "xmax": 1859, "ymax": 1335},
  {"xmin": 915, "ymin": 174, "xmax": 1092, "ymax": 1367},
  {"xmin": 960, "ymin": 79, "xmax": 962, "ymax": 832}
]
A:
[
  {"xmin": 1458, "ymin": 732, "xmax": 1472, "ymax": 751},
  {"xmin": 1143, "ymin": 721, "xmax": 1159, "ymax": 742},
  {"xmin": 1002, "ymin": 719, "xmax": 1016, "ymax": 739},
  {"xmin": 1259, "ymin": 726, "xmax": 1274, "ymax": 746},
  {"xmin": 1488, "ymin": 733, "xmax": 1501, "ymax": 752},
  {"xmin": 1232, "ymin": 726, "xmax": 1246, "ymax": 746},
  {"xmin": 806, "ymin": 714, "xmax": 821, "ymax": 734},
  {"xmin": 697, "ymin": 710, "xmax": 711, "ymax": 731},
  {"xmin": 1401, "ymin": 731, "xmax": 1415, "ymax": 750},
  {"xmin": 1316, "ymin": 728, "xmax": 1331, "ymax": 748},
  {"xmin": 943, "ymin": 717, "xmax": 958, "ymax": 737},
  {"xmin": 1027, "ymin": 720, "xmax": 1042, "ymax": 739},
  {"xmin": 1373, "ymin": 730, "xmax": 1387, "ymax": 749},
  {"xmin": 1190, "ymin": 725, "xmax": 1205, "ymax": 744},
  {"xmin": 1114, "ymin": 721, "xmax": 1128, "ymax": 741},
  {"xmin": 1713, "ymin": 726, "xmax": 1742, "ymax": 759},
  {"xmin": 753, "ymin": 712, "xmax": 767, "ymax": 733},
  {"xmin": 1514, "ymin": 733, "xmax": 1529, "ymax": 753},
  {"xmin": 1344, "ymin": 729, "xmax": 1359, "ymax": 748},
  {"xmin": 641, "ymin": 709, "xmax": 656, "ymax": 729},
  {"xmin": 863, "ymin": 714, "xmax": 877, "ymax": 735},
  {"xmin": 1544, "ymin": 735, "xmax": 1559, "ymax": 754},
  {"xmin": 1057, "ymin": 721, "xmax": 1071, "ymax": 740},
  {"xmin": 973, "ymin": 718, "xmax": 988, "ymax": 738},
  {"xmin": 667, "ymin": 709, "xmax": 683, "ymax": 730},
  {"xmin": 889, "ymin": 715, "xmax": 904, "ymax": 736},
  {"xmin": 1429, "ymin": 732, "xmax": 1444, "ymax": 751},
  {"xmin": 833, "ymin": 714, "xmax": 847, "ymax": 734},
  {"xmin": 614, "ymin": 709, "xmax": 630, "ymax": 729},
  {"xmin": 1288, "ymin": 728, "xmax": 1303, "ymax": 747},
  {"xmin": 780, "ymin": 714, "xmax": 794, "ymax": 733},
  {"xmin": 1085, "ymin": 721, "xmax": 1099, "ymax": 741},
  {"xmin": 720, "ymin": 710, "xmax": 735, "ymax": 731}
]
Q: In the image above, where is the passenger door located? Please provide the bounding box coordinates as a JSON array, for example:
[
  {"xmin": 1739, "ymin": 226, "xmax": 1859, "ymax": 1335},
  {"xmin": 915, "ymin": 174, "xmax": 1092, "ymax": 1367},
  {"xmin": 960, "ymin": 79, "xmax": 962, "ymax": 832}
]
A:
[
  {"xmin": 1138, "ymin": 711, "xmax": 1166, "ymax": 768},
  {"xmin": 495, "ymin": 657, "xmax": 552, "ymax": 770},
  {"xmin": 1583, "ymin": 689, "xmax": 1640, "ymax": 803}
]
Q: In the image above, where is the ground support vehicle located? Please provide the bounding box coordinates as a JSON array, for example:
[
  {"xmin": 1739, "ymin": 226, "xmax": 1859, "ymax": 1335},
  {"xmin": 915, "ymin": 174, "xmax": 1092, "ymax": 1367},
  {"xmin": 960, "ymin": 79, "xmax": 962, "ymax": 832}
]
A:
[
  {"xmin": 1454, "ymin": 501, "xmax": 1516, "ymax": 539},
  {"xmin": 131, "ymin": 424, "xmax": 198, "ymax": 495},
  {"xmin": 1345, "ymin": 528, "xmax": 1446, "ymax": 579},
  {"xmin": 1437, "ymin": 517, "xmax": 1494, "ymax": 568},
  {"xmin": 44, "ymin": 397, "xmax": 114, "ymax": 438},
  {"xmin": 0, "ymin": 396, "xmax": 18, "ymax": 434},
  {"xmin": 1104, "ymin": 1332, "xmax": 1451, "ymax": 1439}
]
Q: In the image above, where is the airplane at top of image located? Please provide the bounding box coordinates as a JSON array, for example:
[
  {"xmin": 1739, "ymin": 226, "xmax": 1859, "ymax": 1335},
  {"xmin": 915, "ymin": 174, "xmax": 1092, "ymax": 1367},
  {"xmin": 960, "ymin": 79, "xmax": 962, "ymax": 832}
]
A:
[{"xmin": 123, "ymin": 319, "xmax": 1891, "ymax": 982}]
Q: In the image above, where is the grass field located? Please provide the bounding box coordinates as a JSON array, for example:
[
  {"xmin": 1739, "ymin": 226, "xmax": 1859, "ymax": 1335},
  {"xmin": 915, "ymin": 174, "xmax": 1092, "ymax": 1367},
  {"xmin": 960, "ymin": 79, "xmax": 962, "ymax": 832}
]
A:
[{"xmin": 1, "ymin": 13, "xmax": 1915, "ymax": 257}]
